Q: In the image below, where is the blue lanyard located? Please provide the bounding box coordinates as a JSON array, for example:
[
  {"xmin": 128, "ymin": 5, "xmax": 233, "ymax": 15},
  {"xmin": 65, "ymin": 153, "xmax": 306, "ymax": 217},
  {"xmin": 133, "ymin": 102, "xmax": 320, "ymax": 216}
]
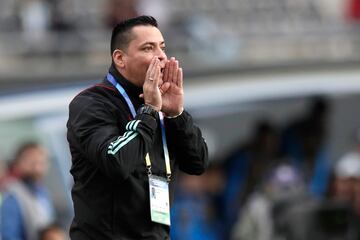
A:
[
  {"xmin": 159, "ymin": 112, "xmax": 171, "ymax": 179},
  {"xmin": 107, "ymin": 73, "xmax": 137, "ymax": 118},
  {"xmin": 106, "ymin": 73, "xmax": 172, "ymax": 180}
]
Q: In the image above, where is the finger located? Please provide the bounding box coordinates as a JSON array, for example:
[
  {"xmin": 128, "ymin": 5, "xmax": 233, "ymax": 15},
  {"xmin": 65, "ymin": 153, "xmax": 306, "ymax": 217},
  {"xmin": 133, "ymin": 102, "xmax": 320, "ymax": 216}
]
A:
[
  {"xmin": 177, "ymin": 68, "xmax": 183, "ymax": 88},
  {"xmin": 168, "ymin": 58, "xmax": 175, "ymax": 83},
  {"xmin": 146, "ymin": 57, "xmax": 156, "ymax": 76},
  {"xmin": 149, "ymin": 59, "xmax": 159, "ymax": 84},
  {"xmin": 146, "ymin": 57, "xmax": 158, "ymax": 81},
  {"xmin": 139, "ymin": 93, "xmax": 144, "ymax": 98},
  {"xmin": 153, "ymin": 61, "xmax": 161, "ymax": 87},
  {"xmin": 173, "ymin": 60, "xmax": 179, "ymax": 84},
  {"xmin": 159, "ymin": 82, "xmax": 170, "ymax": 95},
  {"xmin": 163, "ymin": 60, "xmax": 170, "ymax": 82},
  {"xmin": 151, "ymin": 57, "xmax": 160, "ymax": 81}
]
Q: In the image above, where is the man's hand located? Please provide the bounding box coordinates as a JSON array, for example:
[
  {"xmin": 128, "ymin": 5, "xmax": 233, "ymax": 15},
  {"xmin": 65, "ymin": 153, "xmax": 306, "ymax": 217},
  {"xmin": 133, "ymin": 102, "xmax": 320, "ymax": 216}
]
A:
[
  {"xmin": 142, "ymin": 57, "xmax": 164, "ymax": 111},
  {"xmin": 160, "ymin": 57, "xmax": 184, "ymax": 117}
]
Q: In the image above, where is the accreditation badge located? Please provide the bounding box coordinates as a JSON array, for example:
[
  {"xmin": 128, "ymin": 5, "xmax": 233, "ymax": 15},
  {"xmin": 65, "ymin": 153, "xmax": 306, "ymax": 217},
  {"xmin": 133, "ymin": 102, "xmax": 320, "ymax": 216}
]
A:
[{"xmin": 148, "ymin": 175, "xmax": 171, "ymax": 226}]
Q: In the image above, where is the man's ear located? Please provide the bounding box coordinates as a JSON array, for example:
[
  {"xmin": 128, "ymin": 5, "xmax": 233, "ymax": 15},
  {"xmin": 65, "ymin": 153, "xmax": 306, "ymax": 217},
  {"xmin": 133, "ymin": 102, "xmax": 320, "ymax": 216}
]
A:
[{"xmin": 112, "ymin": 49, "xmax": 126, "ymax": 69}]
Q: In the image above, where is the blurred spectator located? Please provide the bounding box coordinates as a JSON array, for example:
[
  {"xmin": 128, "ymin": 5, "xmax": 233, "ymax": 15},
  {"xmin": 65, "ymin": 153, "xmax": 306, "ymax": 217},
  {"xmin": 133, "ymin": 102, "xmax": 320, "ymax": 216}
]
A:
[
  {"xmin": 274, "ymin": 137, "xmax": 360, "ymax": 240},
  {"xmin": 19, "ymin": 0, "xmax": 51, "ymax": 50},
  {"xmin": 1, "ymin": 153, "xmax": 28, "ymax": 191},
  {"xmin": 47, "ymin": 0, "xmax": 76, "ymax": 31},
  {"xmin": 0, "ymin": 0, "xmax": 21, "ymax": 31},
  {"xmin": 281, "ymin": 97, "xmax": 332, "ymax": 198},
  {"xmin": 171, "ymin": 164, "xmax": 225, "ymax": 240},
  {"xmin": 241, "ymin": 122, "xmax": 281, "ymax": 200},
  {"xmin": 321, "ymin": 139, "xmax": 360, "ymax": 239},
  {"xmin": 265, "ymin": 127, "xmax": 360, "ymax": 240},
  {"xmin": 47, "ymin": 0, "xmax": 82, "ymax": 56},
  {"xmin": 39, "ymin": 224, "xmax": 67, "ymax": 240},
  {"xmin": 1, "ymin": 142, "xmax": 55, "ymax": 240},
  {"xmin": 231, "ymin": 163, "xmax": 306, "ymax": 240},
  {"xmin": 222, "ymin": 121, "xmax": 281, "ymax": 236},
  {"xmin": 271, "ymin": 198, "xmax": 359, "ymax": 240},
  {"xmin": 104, "ymin": 0, "xmax": 139, "ymax": 28},
  {"xmin": 329, "ymin": 129, "xmax": 360, "ymax": 218}
]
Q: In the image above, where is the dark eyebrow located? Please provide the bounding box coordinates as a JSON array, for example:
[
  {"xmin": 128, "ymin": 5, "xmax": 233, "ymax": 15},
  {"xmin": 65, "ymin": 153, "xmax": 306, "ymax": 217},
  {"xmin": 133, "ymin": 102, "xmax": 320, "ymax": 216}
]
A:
[{"xmin": 141, "ymin": 41, "xmax": 165, "ymax": 47}]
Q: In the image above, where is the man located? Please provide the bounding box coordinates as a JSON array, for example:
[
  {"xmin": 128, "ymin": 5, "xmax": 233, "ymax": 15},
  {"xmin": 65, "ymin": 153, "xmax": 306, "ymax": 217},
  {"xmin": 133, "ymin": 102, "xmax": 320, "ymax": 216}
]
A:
[
  {"xmin": 1, "ymin": 142, "xmax": 55, "ymax": 240},
  {"xmin": 331, "ymin": 128, "xmax": 360, "ymax": 218},
  {"xmin": 67, "ymin": 16, "xmax": 208, "ymax": 239}
]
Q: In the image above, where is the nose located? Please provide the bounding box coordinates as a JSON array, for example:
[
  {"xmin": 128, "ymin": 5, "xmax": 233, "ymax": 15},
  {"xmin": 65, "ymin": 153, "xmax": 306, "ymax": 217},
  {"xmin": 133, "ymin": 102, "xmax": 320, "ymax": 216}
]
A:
[{"xmin": 156, "ymin": 47, "xmax": 167, "ymax": 62}]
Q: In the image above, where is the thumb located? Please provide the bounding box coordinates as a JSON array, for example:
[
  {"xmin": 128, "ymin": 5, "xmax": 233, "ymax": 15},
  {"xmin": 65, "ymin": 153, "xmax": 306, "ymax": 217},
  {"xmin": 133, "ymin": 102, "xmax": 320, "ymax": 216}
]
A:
[{"xmin": 160, "ymin": 82, "xmax": 170, "ymax": 95}]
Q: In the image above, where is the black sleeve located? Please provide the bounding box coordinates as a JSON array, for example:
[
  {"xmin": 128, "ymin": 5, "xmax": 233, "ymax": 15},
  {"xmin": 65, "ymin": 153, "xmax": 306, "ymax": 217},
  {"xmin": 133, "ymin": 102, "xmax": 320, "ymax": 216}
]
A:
[
  {"xmin": 165, "ymin": 110, "xmax": 208, "ymax": 175},
  {"xmin": 67, "ymin": 95, "xmax": 157, "ymax": 183}
]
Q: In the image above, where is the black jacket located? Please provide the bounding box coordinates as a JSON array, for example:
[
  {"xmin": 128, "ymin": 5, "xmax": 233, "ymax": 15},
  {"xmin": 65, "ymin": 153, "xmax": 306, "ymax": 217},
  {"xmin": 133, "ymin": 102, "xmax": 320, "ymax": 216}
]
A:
[{"xmin": 67, "ymin": 65, "xmax": 208, "ymax": 240}]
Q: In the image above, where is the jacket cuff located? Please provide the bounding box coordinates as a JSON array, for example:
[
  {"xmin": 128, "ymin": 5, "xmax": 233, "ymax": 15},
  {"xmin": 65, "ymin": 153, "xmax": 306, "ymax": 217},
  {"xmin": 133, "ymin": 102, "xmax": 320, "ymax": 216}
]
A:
[
  {"xmin": 136, "ymin": 113, "xmax": 157, "ymax": 131},
  {"xmin": 164, "ymin": 110, "xmax": 190, "ymax": 130}
]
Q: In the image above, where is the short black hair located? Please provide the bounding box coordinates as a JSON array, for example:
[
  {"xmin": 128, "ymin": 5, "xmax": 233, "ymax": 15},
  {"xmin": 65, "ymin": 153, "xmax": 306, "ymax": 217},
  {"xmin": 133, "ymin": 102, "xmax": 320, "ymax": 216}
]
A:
[{"xmin": 110, "ymin": 15, "xmax": 158, "ymax": 55}]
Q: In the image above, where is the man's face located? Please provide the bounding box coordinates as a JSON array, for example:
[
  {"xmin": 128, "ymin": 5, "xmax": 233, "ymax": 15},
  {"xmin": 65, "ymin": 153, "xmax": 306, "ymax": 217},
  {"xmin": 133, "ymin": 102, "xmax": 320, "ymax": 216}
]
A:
[
  {"xmin": 120, "ymin": 25, "xmax": 167, "ymax": 87},
  {"xmin": 17, "ymin": 147, "xmax": 49, "ymax": 182}
]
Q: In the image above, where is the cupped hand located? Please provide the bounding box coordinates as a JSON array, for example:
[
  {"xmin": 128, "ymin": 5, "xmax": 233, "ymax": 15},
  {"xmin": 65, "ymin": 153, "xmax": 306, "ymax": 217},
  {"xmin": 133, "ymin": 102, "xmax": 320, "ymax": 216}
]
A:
[
  {"xmin": 141, "ymin": 57, "xmax": 163, "ymax": 111},
  {"xmin": 160, "ymin": 57, "xmax": 184, "ymax": 117}
]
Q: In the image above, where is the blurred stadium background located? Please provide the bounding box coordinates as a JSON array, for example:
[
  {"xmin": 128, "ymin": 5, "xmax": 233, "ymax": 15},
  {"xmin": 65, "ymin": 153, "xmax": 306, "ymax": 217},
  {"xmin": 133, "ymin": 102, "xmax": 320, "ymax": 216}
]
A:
[{"xmin": 2, "ymin": 0, "xmax": 360, "ymax": 239}]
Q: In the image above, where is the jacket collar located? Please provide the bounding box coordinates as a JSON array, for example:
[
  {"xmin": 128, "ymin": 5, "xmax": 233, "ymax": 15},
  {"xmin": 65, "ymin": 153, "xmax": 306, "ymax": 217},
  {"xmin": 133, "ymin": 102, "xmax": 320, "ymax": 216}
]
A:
[{"xmin": 108, "ymin": 64, "xmax": 143, "ymax": 98}]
